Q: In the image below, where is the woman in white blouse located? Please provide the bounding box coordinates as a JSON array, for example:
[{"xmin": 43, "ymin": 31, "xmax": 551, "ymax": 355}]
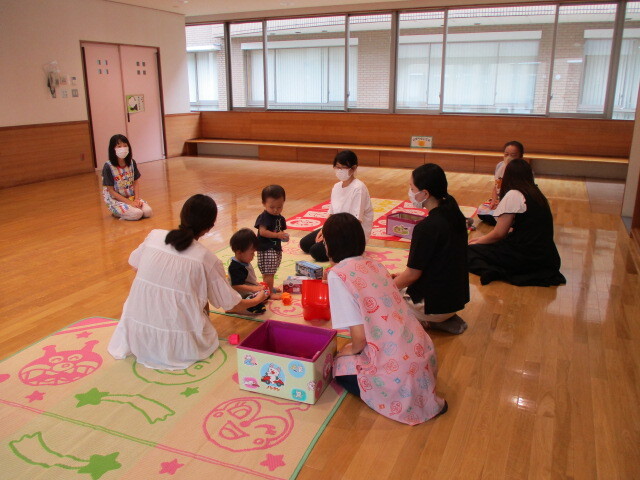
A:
[
  {"xmin": 300, "ymin": 150, "xmax": 374, "ymax": 262},
  {"xmin": 108, "ymin": 194, "xmax": 267, "ymax": 370},
  {"xmin": 468, "ymin": 159, "xmax": 566, "ymax": 287}
]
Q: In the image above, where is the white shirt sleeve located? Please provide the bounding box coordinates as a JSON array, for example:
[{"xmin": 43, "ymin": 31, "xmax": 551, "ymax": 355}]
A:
[
  {"xmin": 494, "ymin": 189, "xmax": 527, "ymax": 216},
  {"xmin": 206, "ymin": 254, "xmax": 243, "ymax": 311},
  {"xmin": 327, "ymin": 270, "xmax": 364, "ymax": 329},
  {"xmin": 128, "ymin": 231, "xmax": 155, "ymax": 268}
]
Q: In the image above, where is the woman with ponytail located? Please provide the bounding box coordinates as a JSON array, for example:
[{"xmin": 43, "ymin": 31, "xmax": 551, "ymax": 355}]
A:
[
  {"xmin": 468, "ymin": 159, "xmax": 566, "ymax": 287},
  {"xmin": 108, "ymin": 194, "xmax": 267, "ymax": 370},
  {"xmin": 393, "ymin": 164, "xmax": 470, "ymax": 334}
]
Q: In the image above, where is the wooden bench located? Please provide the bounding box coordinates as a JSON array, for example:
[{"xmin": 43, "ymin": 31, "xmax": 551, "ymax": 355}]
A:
[{"xmin": 184, "ymin": 138, "xmax": 629, "ymax": 180}]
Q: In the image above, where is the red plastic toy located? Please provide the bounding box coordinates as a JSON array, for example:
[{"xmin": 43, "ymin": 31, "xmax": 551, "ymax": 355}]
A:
[
  {"xmin": 281, "ymin": 292, "xmax": 292, "ymax": 306},
  {"xmin": 228, "ymin": 334, "xmax": 240, "ymax": 345},
  {"xmin": 301, "ymin": 279, "xmax": 331, "ymax": 321}
]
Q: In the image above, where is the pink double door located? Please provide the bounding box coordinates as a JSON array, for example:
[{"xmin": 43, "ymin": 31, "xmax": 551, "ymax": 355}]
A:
[{"xmin": 83, "ymin": 43, "xmax": 165, "ymax": 166}]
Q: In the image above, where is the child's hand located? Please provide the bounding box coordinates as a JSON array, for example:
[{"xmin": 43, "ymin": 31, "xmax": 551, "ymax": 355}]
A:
[{"xmin": 278, "ymin": 232, "xmax": 289, "ymax": 240}]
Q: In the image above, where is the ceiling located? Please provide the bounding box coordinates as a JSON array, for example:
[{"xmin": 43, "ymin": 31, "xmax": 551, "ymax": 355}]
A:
[{"xmin": 106, "ymin": 0, "xmax": 456, "ymax": 22}]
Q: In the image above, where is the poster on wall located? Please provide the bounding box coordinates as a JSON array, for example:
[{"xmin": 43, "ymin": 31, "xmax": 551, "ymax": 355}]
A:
[
  {"xmin": 410, "ymin": 136, "xmax": 433, "ymax": 148},
  {"xmin": 126, "ymin": 94, "xmax": 145, "ymax": 113}
]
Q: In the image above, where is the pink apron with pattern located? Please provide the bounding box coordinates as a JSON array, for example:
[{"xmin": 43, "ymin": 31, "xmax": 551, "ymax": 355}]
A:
[{"xmin": 332, "ymin": 256, "xmax": 445, "ymax": 425}]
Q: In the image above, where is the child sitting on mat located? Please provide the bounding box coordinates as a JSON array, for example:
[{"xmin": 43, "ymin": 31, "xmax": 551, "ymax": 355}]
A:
[
  {"xmin": 228, "ymin": 228, "xmax": 269, "ymax": 314},
  {"xmin": 255, "ymin": 185, "xmax": 289, "ymax": 297},
  {"xmin": 477, "ymin": 141, "xmax": 524, "ymax": 226}
]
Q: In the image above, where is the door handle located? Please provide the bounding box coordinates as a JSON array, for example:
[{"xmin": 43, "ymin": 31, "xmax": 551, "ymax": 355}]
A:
[{"xmin": 127, "ymin": 111, "xmax": 130, "ymax": 123}]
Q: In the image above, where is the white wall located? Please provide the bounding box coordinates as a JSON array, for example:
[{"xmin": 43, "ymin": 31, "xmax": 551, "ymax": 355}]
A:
[{"xmin": 0, "ymin": 0, "xmax": 190, "ymax": 127}]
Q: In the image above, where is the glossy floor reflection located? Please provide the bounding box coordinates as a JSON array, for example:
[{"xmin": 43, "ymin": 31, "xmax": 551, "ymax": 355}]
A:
[{"xmin": 0, "ymin": 157, "xmax": 638, "ymax": 479}]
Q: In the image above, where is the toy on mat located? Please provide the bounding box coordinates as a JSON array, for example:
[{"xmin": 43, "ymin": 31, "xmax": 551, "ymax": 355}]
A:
[
  {"xmin": 283, "ymin": 275, "xmax": 307, "ymax": 294},
  {"xmin": 281, "ymin": 292, "xmax": 292, "ymax": 305},
  {"xmin": 228, "ymin": 334, "xmax": 240, "ymax": 345},
  {"xmin": 296, "ymin": 261, "xmax": 323, "ymax": 280},
  {"xmin": 301, "ymin": 279, "xmax": 331, "ymax": 321},
  {"xmin": 386, "ymin": 212, "xmax": 426, "ymax": 239},
  {"xmin": 259, "ymin": 281, "xmax": 271, "ymax": 295}
]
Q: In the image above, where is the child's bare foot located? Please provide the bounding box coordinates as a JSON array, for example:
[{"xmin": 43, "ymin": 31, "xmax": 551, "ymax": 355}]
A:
[{"xmin": 270, "ymin": 292, "xmax": 282, "ymax": 300}]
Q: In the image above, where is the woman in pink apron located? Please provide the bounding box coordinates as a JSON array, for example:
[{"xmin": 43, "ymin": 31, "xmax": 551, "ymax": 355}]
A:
[{"xmin": 324, "ymin": 213, "xmax": 447, "ymax": 425}]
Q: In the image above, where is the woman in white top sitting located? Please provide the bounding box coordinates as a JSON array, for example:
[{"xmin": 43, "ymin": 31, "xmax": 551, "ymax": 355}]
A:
[
  {"xmin": 300, "ymin": 150, "xmax": 374, "ymax": 262},
  {"xmin": 108, "ymin": 194, "xmax": 267, "ymax": 370}
]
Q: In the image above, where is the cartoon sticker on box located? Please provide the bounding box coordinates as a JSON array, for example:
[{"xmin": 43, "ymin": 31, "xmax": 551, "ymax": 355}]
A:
[
  {"xmin": 242, "ymin": 377, "xmax": 260, "ymax": 389},
  {"xmin": 291, "ymin": 389, "xmax": 307, "ymax": 402},
  {"xmin": 18, "ymin": 341, "xmax": 102, "ymax": 386},
  {"xmin": 288, "ymin": 361, "xmax": 305, "ymax": 378},
  {"xmin": 243, "ymin": 354, "xmax": 257, "ymax": 366},
  {"xmin": 260, "ymin": 363, "xmax": 285, "ymax": 390}
]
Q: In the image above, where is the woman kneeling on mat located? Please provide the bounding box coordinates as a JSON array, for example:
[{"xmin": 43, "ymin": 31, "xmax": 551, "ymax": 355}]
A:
[
  {"xmin": 393, "ymin": 164, "xmax": 470, "ymax": 335},
  {"xmin": 468, "ymin": 159, "xmax": 566, "ymax": 287},
  {"xmin": 325, "ymin": 212, "xmax": 447, "ymax": 425},
  {"xmin": 108, "ymin": 194, "xmax": 267, "ymax": 370}
]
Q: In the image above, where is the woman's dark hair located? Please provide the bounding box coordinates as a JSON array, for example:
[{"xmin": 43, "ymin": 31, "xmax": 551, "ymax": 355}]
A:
[
  {"xmin": 165, "ymin": 194, "xmax": 218, "ymax": 252},
  {"xmin": 500, "ymin": 159, "xmax": 549, "ymax": 208},
  {"xmin": 412, "ymin": 163, "xmax": 466, "ymax": 234},
  {"xmin": 322, "ymin": 212, "xmax": 366, "ymax": 263},
  {"xmin": 261, "ymin": 185, "xmax": 286, "ymax": 203},
  {"xmin": 504, "ymin": 140, "xmax": 524, "ymax": 158},
  {"xmin": 333, "ymin": 150, "xmax": 358, "ymax": 169},
  {"xmin": 230, "ymin": 228, "xmax": 259, "ymax": 252},
  {"xmin": 108, "ymin": 134, "xmax": 133, "ymax": 167}
]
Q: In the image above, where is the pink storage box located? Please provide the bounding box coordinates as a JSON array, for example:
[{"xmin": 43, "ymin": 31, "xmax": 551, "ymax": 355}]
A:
[
  {"xmin": 237, "ymin": 320, "xmax": 337, "ymax": 404},
  {"xmin": 385, "ymin": 212, "xmax": 426, "ymax": 239}
]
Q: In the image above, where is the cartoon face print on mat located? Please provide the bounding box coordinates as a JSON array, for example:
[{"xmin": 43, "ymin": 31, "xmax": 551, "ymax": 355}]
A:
[
  {"xmin": 18, "ymin": 341, "xmax": 102, "ymax": 386},
  {"xmin": 203, "ymin": 397, "xmax": 310, "ymax": 452},
  {"xmin": 268, "ymin": 299, "xmax": 304, "ymax": 318},
  {"xmin": 133, "ymin": 348, "xmax": 227, "ymax": 385}
]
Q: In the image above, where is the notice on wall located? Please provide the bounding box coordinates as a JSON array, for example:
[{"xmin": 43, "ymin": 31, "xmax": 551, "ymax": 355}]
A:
[
  {"xmin": 126, "ymin": 94, "xmax": 145, "ymax": 113},
  {"xmin": 410, "ymin": 136, "xmax": 433, "ymax": 148}
]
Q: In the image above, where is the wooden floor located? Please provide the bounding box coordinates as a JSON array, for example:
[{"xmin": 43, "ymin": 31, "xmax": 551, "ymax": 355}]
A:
[{"xmin": 1, "ymin": 156, "xmax": 639, "ymax": 479}]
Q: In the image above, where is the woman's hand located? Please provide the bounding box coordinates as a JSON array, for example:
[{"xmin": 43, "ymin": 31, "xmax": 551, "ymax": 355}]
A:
[{"xmin": 315, "ymin": 231, "xmax": 324, "ymax": 243}]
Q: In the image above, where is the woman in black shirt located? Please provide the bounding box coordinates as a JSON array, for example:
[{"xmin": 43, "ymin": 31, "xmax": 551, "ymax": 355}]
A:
[
  {"xmin": 394, "ymin": 164, "xmax": 470, "ymax": 335},
  {"xmin": 468, "ymin": 159, "xmax": 566, "ymax": 287}
]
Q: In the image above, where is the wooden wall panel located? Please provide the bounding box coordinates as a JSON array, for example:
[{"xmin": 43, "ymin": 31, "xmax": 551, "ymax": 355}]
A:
[
  {"xmin": 259, "ymin": 145, "xmax": 297, "ymax": 162},
  {"xmin": 164, "ymin": 113, "xmax": 200, "ymax": 157},
  {"xmin": 200, "ymin": 111, "xmax": 632, "ymax": 158},
  {"xmin": 351, "ymin": 149, "xmax": 380, "ymax": 167},
  {"xmin": 0, "ymin": 121, "xmax": 94, "ymax": 189},
  {"xmin": 474, "ymin": 154, "xmax": 502, "ymax": 174},
  {"xmin": 425, "ymin": 152, "xmax": 474, "ymax": 172},
  {"xmin": 297, "ymin": 147, "xmax": 338, "ymax": 164},
  {"xmin": 379, "ymin": 151, "xmax": 425, "ymax": 168}
]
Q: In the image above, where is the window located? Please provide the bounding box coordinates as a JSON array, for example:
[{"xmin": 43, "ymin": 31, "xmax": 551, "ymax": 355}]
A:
[
  {"xmin": 444, "ymin": 6, "xmax": 555, "ymax": 114},
  {"xmin": 263, "ymin": 16, "xmax": 348, "ymax": 110},
  {"xmin": 613, "ymin": 2, "xmax": 640, "ymax": 119},
  {"xmin": 397, "ymin": 11, "xmax": 444, "ymax": 110},
  {"xmin": 185, "ymin": 24, "xmax": 227, "ymax": 110},
  {"xmin": 230, "ymin": 22, "xmax": 264, "ymax": 108},
  {"xmin": 349, "ymin": 14, "xmax": 392, "ymax": 110},
  {"xmin": 186, "ymin": 2, "xmax": 637, "ymax": 119},
  {"xmin": 550, "ymin": 4, "xmax": 617, "ymax": 115}
]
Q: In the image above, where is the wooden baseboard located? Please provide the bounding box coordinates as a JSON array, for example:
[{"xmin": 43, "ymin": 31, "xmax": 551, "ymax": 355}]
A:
[{"xmin": 0, "ymin": 121, "xmax": 94, "ymax": 189}]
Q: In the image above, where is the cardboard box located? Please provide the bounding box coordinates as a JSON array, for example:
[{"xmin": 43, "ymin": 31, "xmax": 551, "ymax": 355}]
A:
[
  {"xmin": 385, "ymin": 212, "xmax": 425, "ymax": 239},
  {"xmin": 282, "ymin": 275, "xmax": 307, "ymax": 294},
  {"xmin": 237, "ymin": 320, "xmax": 337, "ymax": 404},
  {"xmin": 295, "ymin": 261, "xmax": 323, "ymax": 279}
]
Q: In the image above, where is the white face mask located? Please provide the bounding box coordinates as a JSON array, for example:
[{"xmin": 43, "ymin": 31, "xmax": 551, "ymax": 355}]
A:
[
  {"xmin": 408, "ymin": 187, "xmax": 425, "ymax": 208},
  {"xmin": 335, "ymin": 168, "xmax": 351, "ymax": 182},
  {"xmin": 115, "ymin": 147, "xmax": 129, "ymax": 159}
]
